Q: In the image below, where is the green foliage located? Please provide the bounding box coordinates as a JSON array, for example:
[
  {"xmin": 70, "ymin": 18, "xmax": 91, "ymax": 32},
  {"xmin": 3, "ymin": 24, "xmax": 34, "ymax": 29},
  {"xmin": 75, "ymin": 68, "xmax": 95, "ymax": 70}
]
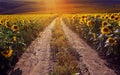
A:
[
  {"xmin": 63, "ymin": 13, "xmax": 120, "ymax": 56},
  {"xmin": 0, "ymin": 14, "xmax": 56, "ymax": 74}
]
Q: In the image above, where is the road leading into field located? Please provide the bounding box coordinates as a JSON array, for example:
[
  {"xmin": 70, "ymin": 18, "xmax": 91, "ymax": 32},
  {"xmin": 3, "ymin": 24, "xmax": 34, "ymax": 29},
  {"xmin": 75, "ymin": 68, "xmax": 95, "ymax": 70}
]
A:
[
  {"xmin": 61, "ymin": 19, "xmax": 117, "ymax": 75},
  {"xmin": 11, "ymin": 19, "xmax": 56, "ymax": 75},
  {"xmin": 11, "ymin": 18, "xmax": 117, "ymax": 75}
]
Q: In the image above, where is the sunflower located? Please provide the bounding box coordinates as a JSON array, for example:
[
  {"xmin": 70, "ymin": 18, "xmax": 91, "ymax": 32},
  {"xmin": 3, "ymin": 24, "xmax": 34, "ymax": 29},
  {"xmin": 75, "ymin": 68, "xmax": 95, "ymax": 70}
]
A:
[
  {"xmin": 105, "ymin": 15, "xmax": 109, "ymax": 19},
  {"xmin": 94, "ymin": 14, "xmax": 100, "ymax": 18},
  {"xmin": 110, "ymin": 15, "xmax": 115, "ymax": 20},
  {"xmin": 92, "ymin": 33, "xmax": 96, "ymax": 39},
  {"xmin": 87, "ymin": 20, "xmax": 95, "ymax": 27},
  {"xmin": 1, "ymin": 49, "xmax": 13, "ymax": 58},
  {"xmin": 106, "ymin": 37, "xmax": 117, "ymax": 46},
  {"xmin": 82, "ymin": 16, "xmax": 85, "ymax": 19},
  {"xmin": 21, "ymin": 20, "xmax": 25, "ymax": 25},
  {"xmin": 119, "ymin": 21, "xmax": 120, "ymax": 26},
  {"xmin": 102, "ymin": 21, "xmax": 108, "ymax": 27},
  {"xmin": 0, "ymin": 20, "xmax": 2, "ymax": 25},
  {"xmin": 114, "ymin": 16, "xmax": 119, "ymax": 21},
  {"xmin": 107, "ymin": 25, "xmax": 114, "ymax": 31},
  {"xmin": 87, "ymin": 20, "xmax": 93, "ymax": 27},
  {"xmin": 13, "ymin": 36, "xmax": 17, "ymax": 42},
  {"xmin": 83, "ymin": 18, "xmax": 87, "ymax": 23},
  {"xmin": 5, "ymin": 21, "xmax": 11, "ymax": 28},
  {"xmin": 11, "ymin": 25, "xmax": 19, "ymax": 31},
  {"xmin": 27, "ymin": 20, "xmax": 30, "ymax": 23},
  {"xmin": 79, "ymin": 19, "xmax": 84, "ymax": 24},
  {"xmin": 101, "ymin": 27, "xmax": 111, "ymax": 35},
  {"xmin": 100, "ymin": 16, "xmax": 104, "ymax": 19}
]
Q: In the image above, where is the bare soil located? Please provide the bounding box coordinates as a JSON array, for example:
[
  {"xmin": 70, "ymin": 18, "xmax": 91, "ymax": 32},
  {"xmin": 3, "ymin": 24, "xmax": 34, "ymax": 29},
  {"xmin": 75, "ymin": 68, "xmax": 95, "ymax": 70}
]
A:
[
  {"xmin": 11, "ymin": 19, "xmax": 56, "ymax": 75},
  {"xmin": 61, "ymin": 19, "xmax": 117, "ymax": 75}
]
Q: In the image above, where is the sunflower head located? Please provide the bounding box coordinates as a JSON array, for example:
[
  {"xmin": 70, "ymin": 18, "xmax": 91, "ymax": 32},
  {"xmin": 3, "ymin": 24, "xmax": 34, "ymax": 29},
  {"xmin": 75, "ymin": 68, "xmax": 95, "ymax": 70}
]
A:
[
  {"xmin": 92, "ymin": 33, "xmax": 96, "ymax": 39},
  {"xmin": 82, "ymin": 16, "xmax": 85, "ymax": 18},
  {"xmin": 110, "ymin": 15, "xmax": 115, "ymax": 20},
  {"xmin": 86, "ymin": 20, "xmax": 92, "ymax": 27},
  {"xmin": 1, "ymin": 49, "xmax": 13, "ymax": 58},
  {"xmin": 118, "ymin": 21, "xmax": 120, "ymax": 26},
  {"xmin": 13, "ymin": 36, "xmax": 17, "ymax": 42},
  {"xmin": 5, "ymin": 21, "xmax": 11, "ymax": 28},
  {"xmin": 102, "ymin": 21, "xmax": 108, "ymax": 27},
  {"xmin": 21, "ymin": 20, "xmax": 25, "ymax": 24},
  {"xmin": 101, "ymin": 27, "xmax": 111, "ymax": 35},
  {"xmin": 79, "ymin": 19, "xmax": 84, "ymax": 24},
  {"xmin": 87, "ymin": 20, "xmax": 95, "ymax": 27},
  {"xmin": 95, "ymin": 15, "xmax": 100, "ymax": 18},
  {"xmin": 100, "ymin": 16, "xmax": 104, "ymax": 19},
  {"xmin": 114, "ymin": 16, "xmax": 119, "ymax": 21},
  {"xmin": 107, "ymin": 25, "xmax": 114, "ymax": 31},
  {"xmin": 105, "ymin": 15, "xmax": 109, "ymax": 19},
  {"xmin": 84, "ymin": 18, "xmax": 87, "ymax": 23},
  {"xmin": 87, "ymin": 21, "xmax": 92, "ymax": 26},
  {"xmin": 0, "ymin": 20, "xmax": 2, "ymax": 25},
  {"xmin": 106, "ymin": 37, "xmax": 117, "ymax": 46},
  {"xmin": 11, "ymin": 25, "xmax": 19, "ymax": 31}
]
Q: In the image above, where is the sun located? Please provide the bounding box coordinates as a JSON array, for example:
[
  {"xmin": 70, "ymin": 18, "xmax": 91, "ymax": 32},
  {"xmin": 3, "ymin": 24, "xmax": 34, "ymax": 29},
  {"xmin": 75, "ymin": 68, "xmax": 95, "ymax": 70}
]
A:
[{"xmin": 42, "ymin": 0, "xmax": 66, "ymax": 13}]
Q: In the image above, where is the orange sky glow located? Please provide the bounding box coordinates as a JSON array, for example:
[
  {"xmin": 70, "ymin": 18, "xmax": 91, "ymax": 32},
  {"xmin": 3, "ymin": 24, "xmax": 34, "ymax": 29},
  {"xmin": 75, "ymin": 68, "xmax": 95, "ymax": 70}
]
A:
[{"xmin": 0, "ymin": 0, "xmax": 120, "ymax": 14}]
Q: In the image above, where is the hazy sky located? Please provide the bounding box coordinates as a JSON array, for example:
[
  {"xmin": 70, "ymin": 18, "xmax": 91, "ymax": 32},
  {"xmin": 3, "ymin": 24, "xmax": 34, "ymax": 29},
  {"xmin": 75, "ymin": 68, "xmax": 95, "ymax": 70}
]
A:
[{"xmin": 0, "ymin": 0, "xmax": 120, "ymax": 14}]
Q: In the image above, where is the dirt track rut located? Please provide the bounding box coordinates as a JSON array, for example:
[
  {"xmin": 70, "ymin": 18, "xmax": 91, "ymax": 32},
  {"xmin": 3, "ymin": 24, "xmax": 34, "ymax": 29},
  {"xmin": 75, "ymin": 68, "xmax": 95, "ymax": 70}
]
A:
[
  {"xmin": 11, "ymin": 19, "xmax": 56, "ymax": 75},
  {"xmin": 61, "ymin": 19, "xmax": 116, "ymax": 75}
]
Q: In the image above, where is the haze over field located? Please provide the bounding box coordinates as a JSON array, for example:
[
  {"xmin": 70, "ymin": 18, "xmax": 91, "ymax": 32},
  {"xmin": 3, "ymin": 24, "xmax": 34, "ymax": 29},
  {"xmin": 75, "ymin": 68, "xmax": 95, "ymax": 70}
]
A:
[{"xmin": 0, "ymin": 0, "xmax": 120, "ymax": 14}]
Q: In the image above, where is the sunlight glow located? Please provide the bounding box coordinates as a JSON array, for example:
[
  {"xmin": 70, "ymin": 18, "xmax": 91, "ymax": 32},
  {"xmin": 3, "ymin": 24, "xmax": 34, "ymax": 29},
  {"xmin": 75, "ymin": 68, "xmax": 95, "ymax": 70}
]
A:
[{"xmin": 43, "ymin": 0, "xmax": 67, "ymax": 13}]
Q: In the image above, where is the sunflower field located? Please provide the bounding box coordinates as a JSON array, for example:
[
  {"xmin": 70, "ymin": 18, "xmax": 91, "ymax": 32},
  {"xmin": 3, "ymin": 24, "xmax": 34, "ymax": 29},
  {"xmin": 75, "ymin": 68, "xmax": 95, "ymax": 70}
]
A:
[
  {"xmin": 0, "ymin": 14, "xmax": 56, "ymax": 74},
  {"xmin": 62, "ymin": 13, "xmax": 120, "ymax": 60}
]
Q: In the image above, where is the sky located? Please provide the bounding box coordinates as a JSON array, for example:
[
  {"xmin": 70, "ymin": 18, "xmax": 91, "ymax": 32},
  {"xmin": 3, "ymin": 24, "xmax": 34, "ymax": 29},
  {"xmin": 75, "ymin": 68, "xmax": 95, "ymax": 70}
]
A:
[{"xmin": 0, "ymin": 0, "xmax": 120, "ymax": 14}]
